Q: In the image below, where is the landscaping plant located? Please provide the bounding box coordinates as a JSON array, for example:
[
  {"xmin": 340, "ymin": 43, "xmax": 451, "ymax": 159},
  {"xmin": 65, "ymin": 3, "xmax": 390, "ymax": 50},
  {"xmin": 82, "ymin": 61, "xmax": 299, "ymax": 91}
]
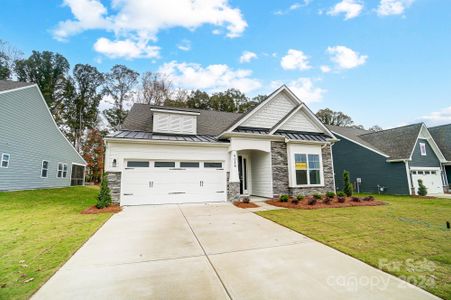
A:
[
  {"xmin": 323, "ymin": 197, "xmax": 332, "ymax": 205},
  {"xmin": 291, "ymin": 198, "xmax": 299, "ymax": 205},
  {"xmin": 308, "ymin": 198, "xmax": 317, "ymax": 205},
  {"xmin": 343, "ymin": 170, "xmax": 353, "ymax": 197},
  {"xmin": 363, "ymin": 195, "xmax": 375, "ymax": 201},
  {"xmin": 296, "ymin": 194, "xmax": 304, "ymax": 201},
  {"xmin": 417, "ymin": 179, "xmax": 428, "ymax": 196},
  {"xmin": 351, "ymin": 196, "xmax": 361, "ymax": 202},
  {"xmin": 242, "ymin": 195, "xmax": 250, "ymax": 203},
  {"xmin": 313, "ymin": 193, "xmax": 322, "ymax": 200},
  {"xmin": 337, "ymin": 196, "xmax": 346, "ymax": 203},
  {"xmin": 337, "ymin": 191, "xmax": 346, "ymax": 197},
  {"xmin": 279, "ymin": 194, "xmax": 289, "ymax": 202},
  {"xmin": 97, "ymin": 173, "xmax": 112, "ymax": 209},
  {"xmin": 326, "ymin": 191, "xmax": 335, "ymax": 198}
]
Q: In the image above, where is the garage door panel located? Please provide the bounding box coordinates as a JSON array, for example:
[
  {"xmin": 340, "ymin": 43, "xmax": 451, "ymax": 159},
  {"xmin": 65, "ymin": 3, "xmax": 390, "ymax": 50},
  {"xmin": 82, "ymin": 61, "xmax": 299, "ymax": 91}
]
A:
[{"xmin": 411, "ymin": 169, "xmax": 443, "ymax": 195}]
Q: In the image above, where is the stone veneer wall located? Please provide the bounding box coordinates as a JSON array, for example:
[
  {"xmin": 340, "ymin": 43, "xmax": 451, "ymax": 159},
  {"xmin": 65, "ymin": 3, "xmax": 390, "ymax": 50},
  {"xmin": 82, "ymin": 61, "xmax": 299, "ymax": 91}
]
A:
[
  {"xmin": 226, "ymin": 171, "xmax": 240, "ymax": 201},
  {"xmin": 271, "ymin": 142, "xmax": 336, "ymax": 196},
  {"xmin": 107, "ymin": 172, "xmax": 121, "ymax": 204}
]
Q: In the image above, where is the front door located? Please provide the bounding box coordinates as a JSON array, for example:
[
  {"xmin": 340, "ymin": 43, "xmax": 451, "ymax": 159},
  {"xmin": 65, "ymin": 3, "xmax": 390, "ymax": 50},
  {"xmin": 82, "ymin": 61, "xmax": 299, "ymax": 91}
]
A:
[{"xmin": 238, "ymin": 155, "xmax": 248, "ymax": 194}]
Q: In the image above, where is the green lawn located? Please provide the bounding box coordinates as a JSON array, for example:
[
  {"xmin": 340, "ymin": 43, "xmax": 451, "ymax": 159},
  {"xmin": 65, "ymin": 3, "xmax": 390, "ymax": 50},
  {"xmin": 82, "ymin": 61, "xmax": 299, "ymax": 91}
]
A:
[
  {"xmin": 257, "ymin": 195, "xmax": 451, "ymax": 299},
  {"xmin": 0, "ymin": 186, "xmax": 112, "ymax": 300}
]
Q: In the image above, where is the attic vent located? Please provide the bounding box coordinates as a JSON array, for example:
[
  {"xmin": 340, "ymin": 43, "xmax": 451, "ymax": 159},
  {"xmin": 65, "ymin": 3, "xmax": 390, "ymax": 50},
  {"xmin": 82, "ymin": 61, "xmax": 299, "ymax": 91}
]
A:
[{"xmin": 153, "ymin": 112, "xmax": 197, "ymax": 135}]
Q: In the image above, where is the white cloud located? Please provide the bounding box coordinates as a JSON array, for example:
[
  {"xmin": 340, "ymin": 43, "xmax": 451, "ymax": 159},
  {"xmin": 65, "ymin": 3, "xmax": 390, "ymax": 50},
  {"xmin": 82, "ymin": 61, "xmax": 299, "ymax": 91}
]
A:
[
  {"xmin": 274, "ymin": 0, "xmax": 311, "ymax": 15},
  {"xmin": 327, "ymin": 0, "xmax": 363, "ymax": 20},
  {"xmin": 54, "ymin": 0, "xmax": 247, "ymax": 57},
  {"xmin": 377, "ymin": 0, "xmax": 414, "ymax": 16},
  {"xmin": 158, "ymin": 61, "xmax": 261, "ymax": 94},
  {"xmin": 177, "ymin": 39, "xmax": 191, "ymax": 51},
  {"xmin": 239, "ymin": 51, "xmax": 257, "ymax": 63},
  {"xmin": 271, "ymin": 77, "xmax": 325, "ymax": 103},
  {"xmin": 280, "ymin": 49, "xmax": 311, "ymax": 71},
  {"xmin": 93, "ymin": 37, "xmax": 160, "ymax": 59},
  {"xmin": 421, "ymin": 106, "xmax": 451, "ymax": 126},
  {"xmin": 327, "ymin": 45, "xmax": 367, "ymax": 69},
  {"xmin": 320, "ymin": 65, "xmax": 332, "ymax": 73}
]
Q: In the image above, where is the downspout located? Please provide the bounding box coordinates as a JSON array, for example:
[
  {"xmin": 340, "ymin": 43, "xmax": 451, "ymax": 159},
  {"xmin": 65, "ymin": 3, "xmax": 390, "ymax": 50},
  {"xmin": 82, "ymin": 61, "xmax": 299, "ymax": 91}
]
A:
[{"xmin": 405, "ymin": 160, "xmax": 413, "ymax": 195}]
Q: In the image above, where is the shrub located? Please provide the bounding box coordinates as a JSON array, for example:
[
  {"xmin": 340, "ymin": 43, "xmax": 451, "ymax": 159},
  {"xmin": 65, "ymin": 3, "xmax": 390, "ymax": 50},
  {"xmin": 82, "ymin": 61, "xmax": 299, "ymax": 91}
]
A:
[
  {"xmin": 336, "ymin": 191, "xmax": 346, "ymax": 197},
  {"xmin": 242, "ymin": 195, "xmax": 250, "ymax": 203},
  {"xmin": 326, "ymin": 191, "xmax": 335, "ymax": 198},
  {"xmin": 291, "ymin": 198, "xmax": 299, "ymax": 205},
  {"xmin": 337, "ymin": 196, "xmax": 346, "ymax": 203},
  {"xmin": 296, "ymin": 194, "xmax": 304, "ymax": 201},
  {"xmin": 308, "ymin": 198, "xmax": 317, "ymax": 205},
  {"xmin": 343, "ymin": 170, "xmax": 353, "ymax": 197},
  {"xmin": 313, "ymin": 193, "xmax": 322, "ymax": 200},
  {"xmin": 363, "ymin": 195, "xmax": 375, "ymax": 201},
  {"xmin": 417, "ymin": 179, "xmax": 428, "ymax": 196},
  {"xmin": 279, "ymin": 194, "xmax": 289, "ymax": 202},
  {"xmin": 323, "ymin": 197, "xmax": 332, "ymax": 205},
  {"xmin": 351, "ymin": 196, "xmax": 361, "ymax": 202},
  {"xmin": 97, "ymin": 173, "xmax": 112, "ymax": 209}
]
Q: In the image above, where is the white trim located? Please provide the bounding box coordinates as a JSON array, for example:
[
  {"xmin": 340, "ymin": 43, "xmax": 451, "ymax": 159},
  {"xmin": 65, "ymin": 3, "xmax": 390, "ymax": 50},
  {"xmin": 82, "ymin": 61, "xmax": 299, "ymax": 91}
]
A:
[
  {"xmin": 40, "ymin": 160, "xmax": 49, "ymax": 178},
  {"xmin": 404, "ymin": 160, "xmax": 413, "ymax": 195},
  {"xmin": 1, "ymin": 153, "xmax": 10, "ymax": 168},
  {"xmin": 331, "ymin": 131, "xmax": 390, "ymax": 158},
  {"xmin": 63, "ymin": 163, "xmax": 68, "ymax": 178},
  {"xmin": 0, "ymin": 84, "xmax": 36, "ymax": 95},
  {"xmin": 150, "ymin": 108, "xmax": 200, "ymax": 116},
  {"xmin": 409, "ymin": 166, "xmax": 441, "ymax": 171}
]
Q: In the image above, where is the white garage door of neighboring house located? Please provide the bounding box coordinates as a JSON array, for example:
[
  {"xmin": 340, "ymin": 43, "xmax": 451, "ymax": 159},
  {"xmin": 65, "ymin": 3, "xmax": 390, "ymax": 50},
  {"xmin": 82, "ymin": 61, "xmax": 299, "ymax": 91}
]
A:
[
  {"xmin": 411, "ymin": 168, "xmax": 444, "ymax": 195},
  {"xmin": 121, "ymin": 160, "xmax": 226, "ymax": 205}
]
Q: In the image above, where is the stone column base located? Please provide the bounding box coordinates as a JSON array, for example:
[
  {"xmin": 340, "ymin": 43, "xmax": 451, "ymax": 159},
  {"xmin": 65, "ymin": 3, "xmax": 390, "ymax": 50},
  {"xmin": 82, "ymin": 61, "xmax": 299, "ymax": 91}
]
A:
[
  {"xmin": 228, "ymin": 182, "xmax": 240, "ymax": 201},
  {"xmin": 106, "ymin": 172, "xmax": 121, "ymax": 204}
]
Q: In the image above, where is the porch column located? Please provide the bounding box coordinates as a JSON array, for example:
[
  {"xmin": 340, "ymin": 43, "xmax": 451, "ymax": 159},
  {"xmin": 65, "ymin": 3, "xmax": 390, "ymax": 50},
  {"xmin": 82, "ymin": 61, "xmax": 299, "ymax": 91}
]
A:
[{"xmin": 229, "ymin": 150, "xmax": 240, "ymax": 182}]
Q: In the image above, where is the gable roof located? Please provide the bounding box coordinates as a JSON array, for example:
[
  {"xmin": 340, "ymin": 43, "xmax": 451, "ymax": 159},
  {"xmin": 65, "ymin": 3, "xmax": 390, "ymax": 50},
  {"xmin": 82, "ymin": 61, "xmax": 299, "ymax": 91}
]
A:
[
  {"xmin": 0, "ymin": 80, "xmax": 34, "ymax": 92},
  {"xmin": 429, "ymin": 124, "xmax": 451, "ymax": 161},
  {"xmin": 122, "ymin": 104, "xmax": 243, "ymax": 136}
]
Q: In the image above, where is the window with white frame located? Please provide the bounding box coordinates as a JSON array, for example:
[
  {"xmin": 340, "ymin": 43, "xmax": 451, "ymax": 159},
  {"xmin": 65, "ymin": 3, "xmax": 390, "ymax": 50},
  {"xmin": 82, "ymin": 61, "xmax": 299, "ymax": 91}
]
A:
[
  {"xmin": 294, "ymin": 153, "xmax": 321, "ymax": 185},
  {"xmin": 41, "ymin": 161, "xmax": 49, "ymax": 178},
  {"xmin": 1, "ymin": 153, "xmax": 10, "ymax": 168},
  {"xmin": 63, "ymin": 164, "xmax": 68, "ymax": 178},
  {"xmin": 57, "ymin": 163, "xmax": 63, "ymax": 178},
  {"xmin": 419, "ymin": 142, "xmax": 427, "ymax": 156}
]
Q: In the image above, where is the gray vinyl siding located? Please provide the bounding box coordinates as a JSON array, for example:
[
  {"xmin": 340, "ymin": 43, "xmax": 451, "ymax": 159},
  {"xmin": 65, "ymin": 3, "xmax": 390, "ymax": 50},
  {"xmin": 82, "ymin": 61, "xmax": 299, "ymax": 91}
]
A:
[
  {"xmin": 409, "ymin": 139, "xmax": 441, "ymax": 167},
  {"xmin": 332, "ymin": 138, "xmax": 410, "ymax": 195},
  {"xmin": 0, "ymin": 86, "xmax": 85, "ymax": 191}
]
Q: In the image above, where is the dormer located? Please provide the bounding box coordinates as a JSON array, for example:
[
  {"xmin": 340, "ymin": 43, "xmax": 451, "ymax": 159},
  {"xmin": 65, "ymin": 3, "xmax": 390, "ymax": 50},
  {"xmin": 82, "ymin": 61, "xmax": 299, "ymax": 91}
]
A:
[{"xmin": 151, "ymin": 108, "xmax": 199, "ymax": 135}]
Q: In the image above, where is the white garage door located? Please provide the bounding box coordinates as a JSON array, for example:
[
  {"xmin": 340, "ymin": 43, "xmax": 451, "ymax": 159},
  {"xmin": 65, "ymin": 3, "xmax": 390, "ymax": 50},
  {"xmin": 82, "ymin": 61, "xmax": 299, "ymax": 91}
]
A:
[
  {"xmin": 121, "ymin": 160, "xmax": 226, "ymax": 205},
  {"xmin": 411, "ymin": 169, "xmax": 444, "ymax": 195}
]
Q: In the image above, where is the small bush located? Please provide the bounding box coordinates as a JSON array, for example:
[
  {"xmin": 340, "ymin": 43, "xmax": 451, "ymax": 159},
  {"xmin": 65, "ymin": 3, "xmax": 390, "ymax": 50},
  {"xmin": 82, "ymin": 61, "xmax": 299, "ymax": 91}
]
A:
[
  {"xmin": 326, "ymin": 191, "xmax": 335, "ymax": 198},
  {"xmin": 279, "ymin": 194, "xmax": 289, "ymax": 202},
  {"xmin": 308, "ymin": 198, "xmax": 317, "ymax": 205},
  {"xmin": 337, "ymin": 196, "xmax": 346, "ymax": 203},
  {"xmin": 323, "ymin": 197, "xmax": 332, "ymax": 205},
  {"xmin": 351, "ymin": 196, "xmax": 361, "ymax": 202},
  {"xmin": 363, "ymin": 195, "xmax": 375, "ymax": 201},
  {"xmin": 417, "ymin": 179, "xmax": 428, "ymax": 196},
  {"xmin": 97, "ymin": 173, "xmax": 112, "ymax": 209},
  {"xmin": 291, "ymin": 198, "xmax": 299, "ymax": 205},
  {"xmin": 336, "ymin": 191, "xmax": 346, "ymax": 197},
  {"xmin": 313, "ymin": 193, "xmax": 322, "ymax": 200},
  {"xmin": 343, "ymin": 170, "xmax": 353, "ymax": 197},
  {"xmin": 242, "ymin": 195, "xmax": 250, "ymax": 203},
  {"xmin": 296, "ymin": 194, "xmax": 304, "ymax": 201}
]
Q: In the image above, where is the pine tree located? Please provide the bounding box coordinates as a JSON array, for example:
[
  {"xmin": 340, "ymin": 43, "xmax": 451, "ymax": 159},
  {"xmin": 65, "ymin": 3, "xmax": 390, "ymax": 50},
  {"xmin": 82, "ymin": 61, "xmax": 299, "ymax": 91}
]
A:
[
  {"xmin": 343, "ymin": 170, "xmax": 353, "ymax": 197},
  {"xmin": 417, "ymin": 179, "xmax": 428, "ymax": 196},
  {"xmin": 97, "ymin": 173, "xmax": 112, "ymax": 209}
]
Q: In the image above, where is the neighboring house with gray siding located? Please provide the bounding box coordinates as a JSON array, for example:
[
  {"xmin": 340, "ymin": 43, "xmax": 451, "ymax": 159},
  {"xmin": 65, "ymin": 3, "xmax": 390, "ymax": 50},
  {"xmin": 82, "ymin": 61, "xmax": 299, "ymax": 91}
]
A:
[
  {"xmin": 329, "ymin": 123, "xmax": 447, "ymax": 195},
  {"xmin": 429, "ymin": 124, "xmax": 451, "ymax": 192},
  {"xmin": 0, "ymin": 80, "xmax": 86, "ymax": 191},
  {"xmin": 104, "ymin": 85, "xmax": 338, "ymax": 206}
]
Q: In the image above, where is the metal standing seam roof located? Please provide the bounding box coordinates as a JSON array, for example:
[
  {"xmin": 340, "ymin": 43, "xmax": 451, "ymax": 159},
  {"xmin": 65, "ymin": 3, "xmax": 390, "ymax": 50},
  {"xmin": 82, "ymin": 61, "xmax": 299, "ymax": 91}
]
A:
[
  {"xmin": 107, "ymin": 130, "xmax": 227, "ymax": 143},
  {"xmin": 234, "ymin": 126, "xmax": 331, "ymax": 142}
]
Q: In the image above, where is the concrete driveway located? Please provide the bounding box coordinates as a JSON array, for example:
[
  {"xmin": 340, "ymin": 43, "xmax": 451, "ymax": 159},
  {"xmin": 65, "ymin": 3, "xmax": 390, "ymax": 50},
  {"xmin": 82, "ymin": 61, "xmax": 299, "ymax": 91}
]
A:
[{"xmin": 33, "ymin": 203, "xmax": 438, "ymax": 300}]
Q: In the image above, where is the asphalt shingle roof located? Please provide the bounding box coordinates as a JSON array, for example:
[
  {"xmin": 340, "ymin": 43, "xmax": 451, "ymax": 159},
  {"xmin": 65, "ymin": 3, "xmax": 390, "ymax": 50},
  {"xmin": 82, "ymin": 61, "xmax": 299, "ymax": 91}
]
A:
[
  {"xmin": 0, "ymin": 80, "xmax": 34, "ymax": 92},
  {"xmin": 429, "ymin": 124, "xmax": 451, "ymax": 161}
]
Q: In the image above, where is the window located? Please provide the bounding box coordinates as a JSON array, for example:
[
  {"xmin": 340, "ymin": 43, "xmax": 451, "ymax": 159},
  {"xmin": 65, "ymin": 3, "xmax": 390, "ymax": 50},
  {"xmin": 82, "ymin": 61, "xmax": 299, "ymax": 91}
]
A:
[
  {"xmin": 127, "ymin": 161, "xmax": 150, "ymax": 168},
  {"xmin": 57, "ymin": 163, "xmax": 63, "ymax": 178},
  {"xmin": 412, "ymin": 171, "xmax": 417, "ymax": 175},
  {"xmin": 204, "ymin": 162, "xmax": 222, "ymax": 168},
  {"xmin": 1, "ymin": 153, "xmax": 10, "ymax": 168},
  {"xmin": 180, "ymin": 162, "xmax": 199, "ymax": 168},
  {"xmin": 420, "ymin": 142, "xmax": 427, "ymax": 156},
  {"xmin": 41, "ymin": 161, "xmax": 49, "ymax": 178},
  {"xmin": 63, "ymin": 164, "xmax": 68, "ymax": 178},
  {"xmin": 425, "ymin": 171, "xmax": 430, "ymax": 175},
  {"xmin": 295, "ymin": 153, "xmax": 321, "ymax": 185},
  {"xmin": 112, "ymin": 159, "xmax": 117, "ymax": 167},
  {"xmin": 431, "ymin": 171, "xmax": 436, "ymax": 175},
  {"xmin": 154, "ymin": 161, "xmax": 175, "ymax": 168}
]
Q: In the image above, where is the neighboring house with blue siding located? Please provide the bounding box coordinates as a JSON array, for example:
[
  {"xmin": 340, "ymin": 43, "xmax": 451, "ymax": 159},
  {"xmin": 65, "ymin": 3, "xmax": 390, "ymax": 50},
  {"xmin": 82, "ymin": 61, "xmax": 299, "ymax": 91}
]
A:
[
  {"xmin": 328, "ymin": 123, "xmax": 447, "ymax": 195},
  {"xmin": 429, "ymin": 124, "xmax": 451, "ymax": 192},
  {"xmin": 0, "ymin": 80, "xmax": 86, "ymax": 191}
]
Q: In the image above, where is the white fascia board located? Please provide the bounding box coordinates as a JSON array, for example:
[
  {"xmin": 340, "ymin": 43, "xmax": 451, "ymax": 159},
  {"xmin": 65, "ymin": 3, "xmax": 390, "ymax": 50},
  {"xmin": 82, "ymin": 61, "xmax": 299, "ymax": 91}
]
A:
[
  {"xmin": 409, "ymin": 166, "xmax": 442, "ymax": 171},
  {"xmin": 0, "ymin": 84, "xmax": 36, "ymax": 95},
  {"xmin": 332, "ymin": 131, "xmax": 390, "ymax": 158},
  {"xmin": 285, "ymin": 139, "xmax": 331, "ymax": 145},
  {"xmin": 150, "ymin": 108, "xmax": 200, "ymax": 116},
  {"xmin": 104, "ymin": 137, "xmax": 230, "ymax": 147}
]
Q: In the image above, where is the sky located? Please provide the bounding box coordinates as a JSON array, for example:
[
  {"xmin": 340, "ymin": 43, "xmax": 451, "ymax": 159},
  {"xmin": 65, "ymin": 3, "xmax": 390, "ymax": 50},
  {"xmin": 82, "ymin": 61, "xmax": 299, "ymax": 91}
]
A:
[{"xmin": 0, "ymin": 0, "xmax": 450, "ymax": 129}]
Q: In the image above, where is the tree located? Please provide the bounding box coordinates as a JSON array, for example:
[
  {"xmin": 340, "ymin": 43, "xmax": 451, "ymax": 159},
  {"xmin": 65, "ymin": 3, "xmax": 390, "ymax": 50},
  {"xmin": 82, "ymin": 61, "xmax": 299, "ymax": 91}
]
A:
[
  {"xmin": 369, "ymin": 125, "xmax": 383, "ymax": 132},
  {"xmin": 103, "ymin": 65, "xmax": 139, "ymax": 130},
  {"xmin": 81, "ymin": 129, "xmax": 106, "ymax": 183},
  {"xmin": 0, "ymin": 39, "xmax": 22, "ymax": 80},
  {"xmin": 15, "ymin": 51, "xmax": 70, "ymax": 122},
  {"xmin": 139, "ymin": 71, "xmax": 172, "ymax": 105},
  {"xmin": 417, "ymin": 179, "xmax": 428, "ymax": 196},
  {"xmin": 316, "ymin": 108, "xmax": 354, "ymax": 127},
  {"xmin": 62, "ymin": 64, "xmax": 104, "ymax": 151},
  {"xmin": 97, "ymin": 173, "xmax": 112, "ymax": 209},
  {"xmin": 343, "ymin": 170, "xmax": 353, "ymax": 197},
  {"xmin": 186, "ymin": 90, "xmax": 210, "ymax": 109},
  {"xmin": 209, "ymin": 90, "xmax": 237, "ymax": 112}
]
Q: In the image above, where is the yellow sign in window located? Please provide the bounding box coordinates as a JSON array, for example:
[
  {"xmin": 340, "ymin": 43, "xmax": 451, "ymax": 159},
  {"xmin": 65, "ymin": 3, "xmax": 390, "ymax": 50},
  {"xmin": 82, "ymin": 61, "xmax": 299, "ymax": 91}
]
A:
[{"xmin": 295, "ymin": 162, "xmax": 307, "ymax": 170}]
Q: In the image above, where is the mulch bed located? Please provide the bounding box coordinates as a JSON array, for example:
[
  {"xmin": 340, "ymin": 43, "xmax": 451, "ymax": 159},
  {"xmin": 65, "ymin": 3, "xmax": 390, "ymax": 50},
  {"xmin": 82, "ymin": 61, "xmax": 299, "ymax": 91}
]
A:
[
  {"xmin": 81, "ymin": 204, "xmax": 122, "ymax": 214},
  {"xmin": 266, "ymin": 197, "xmax": 385, "ymax": 210},
  {"xmin": 233, "ymin": 201, "xmax": 259, "ymax": 208}
]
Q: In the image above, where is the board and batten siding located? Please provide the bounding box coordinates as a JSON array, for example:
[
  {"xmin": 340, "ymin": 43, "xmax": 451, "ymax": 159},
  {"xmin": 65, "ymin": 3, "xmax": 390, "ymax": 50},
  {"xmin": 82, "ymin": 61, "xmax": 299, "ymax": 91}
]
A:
[
  {"xmin": 279, "ymin": 109, "xmax": 322, "ymax": 133},
  {"xmin": 332, "ymin": 137, "xmax": 410, "ymax": 194},
  {"xmin": 250, "ymin": 150, "xmax": 273, "ymax": 197},
  {"xmin": 153, "ymin": 112, "xmax": 197, "ymax": 135},
  {"xmin": 0, "ymin": 86, "xmax": 85, "ymax": 191},
  {"xmin": 409, "ymin": 139, "xmax": 441, "ymax": 168},
  {"xmin": 241, "ymin": 92, "xmax": 295, "ymax": 128}
]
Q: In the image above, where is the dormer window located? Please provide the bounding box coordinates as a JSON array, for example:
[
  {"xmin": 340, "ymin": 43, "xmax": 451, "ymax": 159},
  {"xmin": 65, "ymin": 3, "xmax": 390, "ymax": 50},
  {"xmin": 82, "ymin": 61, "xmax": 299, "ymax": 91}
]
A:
[{"xmin": 151, "ymin": 108, "xmax": 199, "ymax": 135}]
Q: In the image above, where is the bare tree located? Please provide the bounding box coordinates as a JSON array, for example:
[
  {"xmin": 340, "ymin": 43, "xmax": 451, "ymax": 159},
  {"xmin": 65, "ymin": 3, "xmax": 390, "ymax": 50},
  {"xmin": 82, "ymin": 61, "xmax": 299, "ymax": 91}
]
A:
[
  {"xmin": 368, "ymin": 125, "xmax": 383, "ymax": 132},
  {"xmin": 316, "ymin": 108, "xmax": 354, "ymax": 127},
  {"xmin": 0, "ymin": 39, "xmax": 23, "ymax": 80},
  {"xmin": 139, "ymin": 72, "xmax": 173, "ymax": 105}
]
